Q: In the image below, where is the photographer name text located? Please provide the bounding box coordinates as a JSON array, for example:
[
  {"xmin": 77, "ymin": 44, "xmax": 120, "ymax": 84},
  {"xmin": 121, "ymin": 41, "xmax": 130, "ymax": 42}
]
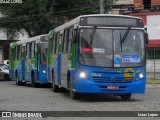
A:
[
  {"xmin": 138, "ymin": 112, "xmax": 159, "ymax": 117},
  {"xmin": 0, "ymin": 0, "xmax": 22, "ymax": 3}
]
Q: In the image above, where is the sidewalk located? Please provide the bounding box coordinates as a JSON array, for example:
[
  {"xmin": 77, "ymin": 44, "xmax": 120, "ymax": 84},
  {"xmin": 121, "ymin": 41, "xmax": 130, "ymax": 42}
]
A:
[{"xmin": 146, "ymin": 84, "xmax": 160, "ymax": 88}]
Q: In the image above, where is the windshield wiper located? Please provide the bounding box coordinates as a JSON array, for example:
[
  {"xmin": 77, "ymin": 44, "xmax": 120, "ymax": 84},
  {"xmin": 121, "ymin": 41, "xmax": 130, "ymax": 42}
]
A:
[
  {"xmin": 121, "ymin": 29, "xmax": 129, "ymax": 44},
  {"xmin": 120, "ymin": 29, "xmax": 130, "ymax": 52}
]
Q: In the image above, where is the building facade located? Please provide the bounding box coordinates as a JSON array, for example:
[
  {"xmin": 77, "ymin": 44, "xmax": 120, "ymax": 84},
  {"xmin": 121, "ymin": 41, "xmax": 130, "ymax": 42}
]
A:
[
  {"xmin": 129, "ymin": 12, "xmax": 160, "ymax": 72},
  {"xmin": 0, "ymin": 29, "xmax": 28, "ymax": 64},
  {"xmin": 111, "ymin": 0, "xmax": 160, "ymax": 72}
]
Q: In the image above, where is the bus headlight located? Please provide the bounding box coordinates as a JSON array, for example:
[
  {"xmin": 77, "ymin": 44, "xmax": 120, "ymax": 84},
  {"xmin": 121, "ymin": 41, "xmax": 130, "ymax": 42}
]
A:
[
  {"xmin": 43, "ymin": 70, "xmax": 46, "ymax": 74},
  {"xmin": 139, "ymin": 73, "xmax": 144, "ymax": 79},
  {"xmin": 80, "ymin": 72, "xmax": 86, "ymax": 78}
]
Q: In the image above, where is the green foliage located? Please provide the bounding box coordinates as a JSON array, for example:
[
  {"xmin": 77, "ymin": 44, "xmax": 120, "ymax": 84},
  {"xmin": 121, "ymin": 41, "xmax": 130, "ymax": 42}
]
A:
[
  {"xmin": 53, "ymin": 0, "xmax": 112, "ymax": 26},
  {"xmin": 104, "ymin": 0, "xmax": 113, "ymax": 12},
  {"xmin": 0, "ymin": 0, "xmax": 112, "ymax": 38}
]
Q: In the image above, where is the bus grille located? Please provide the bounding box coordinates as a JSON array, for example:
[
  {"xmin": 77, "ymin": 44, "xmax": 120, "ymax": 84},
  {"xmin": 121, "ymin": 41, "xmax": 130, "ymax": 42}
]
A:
[{"xmin": 92, "ymin": 77, "xmax": 134, "ymax": 83}]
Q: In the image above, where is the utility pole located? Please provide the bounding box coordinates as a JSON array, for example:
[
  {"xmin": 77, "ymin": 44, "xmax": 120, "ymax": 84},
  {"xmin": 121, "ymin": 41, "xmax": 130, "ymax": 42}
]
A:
[{"xmin": 100, "ymin": 0, "xmax": 104, "ymax": 14}]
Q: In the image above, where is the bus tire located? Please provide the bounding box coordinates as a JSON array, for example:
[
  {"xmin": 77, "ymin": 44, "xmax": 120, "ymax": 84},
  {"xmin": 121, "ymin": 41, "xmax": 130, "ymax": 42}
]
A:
[
  {"xmin": 60, "ymin": 87, "xmax": 66, "ymax": 93},
  {"xmin": 31, "ymin": 73, "xmax": 39, "ymax": 88},
  {"xmin": 69, "ymin": 76, "xmax": 79, "ymax": 100},
  {"xmin": 16, "ymin": 72, "xmax": 22, "ymax": 85},
  {"xmin": 52, "ymin": 71, "xmax": 59, "ymax": 92},
  {"xmin": 120, "ymin": 94, "xmax": 132, "ymax": 100}
]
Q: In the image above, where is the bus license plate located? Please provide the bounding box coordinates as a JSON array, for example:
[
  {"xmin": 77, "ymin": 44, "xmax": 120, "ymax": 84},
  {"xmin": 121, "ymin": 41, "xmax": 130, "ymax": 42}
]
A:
[{"xmin": 108, "ymin": 86, "xmax": 119, "ymax": 90}]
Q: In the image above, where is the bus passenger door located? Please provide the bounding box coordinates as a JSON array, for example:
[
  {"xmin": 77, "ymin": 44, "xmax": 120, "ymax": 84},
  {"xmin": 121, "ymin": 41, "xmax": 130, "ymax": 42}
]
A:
[
  {"xmin": 61, "ymin": 29, "xmax": 72, "ymax": 88},
  {"xmin": 35, "ymin": 43, "xmax": 42, "ymax": 83},
  {"xmin": 52, "ymin": 33, "xmax": 61, "ymax": 86},
  {"xmin": 25, "ymin": 43, "xmax": 31, "ymax": 81}
]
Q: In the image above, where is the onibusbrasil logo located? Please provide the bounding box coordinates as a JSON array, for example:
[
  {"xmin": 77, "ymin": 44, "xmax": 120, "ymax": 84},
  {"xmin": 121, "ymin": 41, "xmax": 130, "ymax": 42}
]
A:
[{"xmin": 2, "ymin": 112, "xmax": 42, "ymax": 118}]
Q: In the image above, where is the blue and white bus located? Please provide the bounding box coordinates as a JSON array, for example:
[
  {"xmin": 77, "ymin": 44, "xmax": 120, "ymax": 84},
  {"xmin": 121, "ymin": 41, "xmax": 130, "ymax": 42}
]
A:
[
  {"xmin": 9, "ymin": 35, "xmax": 49, "ymax": 87},
  {"xmin": 47, "ymin": 14, "xmax": 148, "ymax": 99}
]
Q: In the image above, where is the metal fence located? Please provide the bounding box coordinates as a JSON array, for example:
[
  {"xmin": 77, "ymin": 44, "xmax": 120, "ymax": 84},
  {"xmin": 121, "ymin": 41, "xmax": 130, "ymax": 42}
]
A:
[{"xmin": 146, "ymin": 48, "xmax": 160, "ymax": 79}]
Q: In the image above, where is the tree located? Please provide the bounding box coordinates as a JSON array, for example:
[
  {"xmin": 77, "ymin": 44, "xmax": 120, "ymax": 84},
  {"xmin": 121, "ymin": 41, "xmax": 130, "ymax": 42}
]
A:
[
  {"xmin": 53, "ymin": 0, "xmax": 113, "ymax": 26},
  {"xmin": 0, "ymin": 0, "xmax": 53, "ymax": 38},
  {"xmin": 0, "ymin": 0, "xmax": 113, "ymax": 38}
]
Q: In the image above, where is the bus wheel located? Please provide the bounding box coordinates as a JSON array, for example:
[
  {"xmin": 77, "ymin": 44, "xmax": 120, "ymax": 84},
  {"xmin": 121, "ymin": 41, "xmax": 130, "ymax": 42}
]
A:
[
  {"xmin": 69, "ymin": 79, "xmax": 79, "ymax": 99},
  {"xmin": 31, "ymin": 74, "xmax": 39, "ymax": 88},
  {"xmin": 120, "ymin": 94, "xmax": 132, "ymax": 100},
  {"xmin": 52, "ymin": 72, "xmax": 59, "ymax": 92},
  {"xmin": 16, "ymin": 73, "xmax": 22, "ymax": 85},
  {"xmin": 60, "ymin": 87, "xmax": 66, "ymax": 93}
]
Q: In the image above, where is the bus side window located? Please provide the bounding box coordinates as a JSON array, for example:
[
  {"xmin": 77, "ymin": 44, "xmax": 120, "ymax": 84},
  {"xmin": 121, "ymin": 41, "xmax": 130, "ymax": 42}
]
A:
[
  {"xmin": 62, "ymin": 31, "xmax": 65, "ymax": 53},
  {"xmin": 19, "ymin": 45, "xmax": 22, "ymax": 59},
  {"xmin": 17, "ymin": 46, "xmax": 19, "ymax": 59},
  {"xmin": 25, "ymin": 44, "xmax": 27, "ymax": 58},
  {"xmin": 31, "ymin": 42, "xmax": 35, "ymax": 58},
  {"xmin": 60, "ymin": 34, "xmax": 63, "ymax": 52},
  {"xmin": 14, "ymin": 46, "xmax": 17, "ymax": 60},
  {"xmin": 61, "ymin": 32, "xmax": 65, "ymax": 52},
  {"xmin": 51, "ymin": 35, "xmax": 55, "ymax": 54},
  {"xmin": 22, "ymin": 46, "xmax": 25, "ymax": 58},
  {"xmin": 56, "ymin": 32, "xmax": 60, "ymax": 53},
  {"xmin": 67, "ymin": 27, "xmax": 74, "ymax": 53},
  {"xmin": 52, "ymin": 33, "xmax": 57, "ymax": 54},
  {"xmin": 26, "ymin": 43, "xmax": 30, "ymax": 59},
  {"xmin": 65, "ymin": 29, "xmax": 69, "ymax": 52},
  {"xmin": 15, "ymin": 46, "xmax": 17, "ymax": 59},
  {"xmin": 63, "ymin": 29, "xmax": 69, "ymax": 53},
  {"xmin": 15, "ymin": 45, "xmax": 21, "ymax": 60}
]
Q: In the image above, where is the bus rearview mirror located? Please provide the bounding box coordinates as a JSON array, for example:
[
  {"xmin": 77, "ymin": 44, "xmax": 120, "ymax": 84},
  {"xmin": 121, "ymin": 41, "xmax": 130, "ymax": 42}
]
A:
[{"xmin": 145, "ymin": 33, "xmax": 149, "ymax": 44}]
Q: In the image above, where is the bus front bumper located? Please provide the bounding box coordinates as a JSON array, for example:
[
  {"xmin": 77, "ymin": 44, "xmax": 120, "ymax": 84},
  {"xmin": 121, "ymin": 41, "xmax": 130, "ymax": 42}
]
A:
[{"xmin": 75, "ymin": 79, "xmax": 146, "ymax": 94}]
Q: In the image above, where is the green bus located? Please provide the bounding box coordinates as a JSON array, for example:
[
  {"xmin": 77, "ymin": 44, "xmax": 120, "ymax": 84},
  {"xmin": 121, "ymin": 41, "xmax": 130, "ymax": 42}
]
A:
[{"xmin": 9, "ymin": 34, "xmax": 49, "ymax": 87}]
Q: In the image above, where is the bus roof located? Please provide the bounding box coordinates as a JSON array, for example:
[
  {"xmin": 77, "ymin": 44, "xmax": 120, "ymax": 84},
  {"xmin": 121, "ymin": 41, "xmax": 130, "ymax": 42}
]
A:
[
  {"xmin": 10, "ymin": 34, "xmax": 48, "ymax": 47},
  {"xmin": 54, "ymin": 14, "xmax": 144, "ymax": 32}
]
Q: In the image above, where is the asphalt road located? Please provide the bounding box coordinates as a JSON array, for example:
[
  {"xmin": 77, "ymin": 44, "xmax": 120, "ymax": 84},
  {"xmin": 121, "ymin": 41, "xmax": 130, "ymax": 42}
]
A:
[{"xmin": 0, "ymin": 80, "xmax": 160, "ymax": 120}]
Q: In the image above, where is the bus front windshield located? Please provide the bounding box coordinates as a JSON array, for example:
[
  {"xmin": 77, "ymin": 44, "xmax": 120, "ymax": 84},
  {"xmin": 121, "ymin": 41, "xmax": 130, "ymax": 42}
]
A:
[
  {"xmin": 41, "ymin": 43, "xmax": 48, "ymax": 66},
  {"xmin": 79, "ymin": 28, "xmax": 145, "ymax": 67}
]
